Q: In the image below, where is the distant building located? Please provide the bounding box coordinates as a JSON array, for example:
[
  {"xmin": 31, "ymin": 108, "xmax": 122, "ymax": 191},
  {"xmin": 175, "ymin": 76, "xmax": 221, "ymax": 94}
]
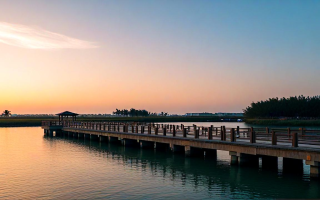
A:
[
  {"xmin": 185, "ymin": 112, "xmax": 244, "ymax": 117},
  {"xmin": 185, "ymin": 112, "xmax": 214, "ymax": 116},
  {"xmin": 169, "ymin": 114, "xmax": 180, "ymax": 116},
  {"xmin": 215, "ymin": 112, "xmax": 244, "ymax": 117}
]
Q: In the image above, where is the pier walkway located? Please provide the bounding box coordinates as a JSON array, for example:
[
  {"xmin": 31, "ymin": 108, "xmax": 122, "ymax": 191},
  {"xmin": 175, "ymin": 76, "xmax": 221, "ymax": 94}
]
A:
[{"xmin": 42, "ymin": 121, "xmax": 320, "ymax": 178}]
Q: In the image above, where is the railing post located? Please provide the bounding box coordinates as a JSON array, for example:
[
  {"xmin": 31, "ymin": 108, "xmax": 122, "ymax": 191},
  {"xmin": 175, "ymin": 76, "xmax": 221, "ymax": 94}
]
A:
[
  {"xmin": 231, "ymin": 128, "xmax": 235, "ymax": 142},
  {"xmin": 250, "ymin": 127, "xmax": 256, "ymax": 143},
  {"xmin": 301, "ymin": 128, "xmax": 305, "ymax": 136},
  {"xmin": 172, "ymin": 125, "xmax": 176, "ymax": 137},
  {"xmin": 208, "ymin": 126, "xmax": 213, "ymax": 140},
  {"xmin": 148, "ymin": 126, "xmax": 151, "ymax": 134},
  {"xmin": 141, "ymin": 126, "xmax": 144, "ymax": 134},
  {"xmin": 155, "ymin": 127, "xmax": 158, "ymax": 135},
  {"xmin": 183, "ymin": 128, "xmax": 187, "ymax": 137},
  {"xmin": 135, "ymin": 126, "xmax": 139, "ymax": 133},
  {"xmin": 288, "ymin": 128, "xmax": 291, "ymax": 139},
  {"xmin": 195, "ymin": 128, "xmax": 199, "ymax": 139},
  {"xmin": 266, "ymin": 127, "xmax": 269, "ymax": 136},
  {"xmin": 272, "ymin": 131, "xmax": 277, "ymax": 145},
  {"xmin": 237, "ymin": 126, "xmax": 240, "ymax": 137},
  {"xmin": 220, "ymin": 126, "xmax": 224, "ymax": 140},
  {"xmin": 163, "ymin": 127, "xmax": 167, "ymax": 136},
  {"xmin": 292, "ymin": 132, "xmax": 298, "ymax": 147}
]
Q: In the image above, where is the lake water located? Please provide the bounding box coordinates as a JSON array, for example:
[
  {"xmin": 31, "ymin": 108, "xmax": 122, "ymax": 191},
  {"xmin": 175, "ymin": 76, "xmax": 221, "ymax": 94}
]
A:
[{"xmin": 0, "ymin": 126, "xmax": 320, "ymax": 199}]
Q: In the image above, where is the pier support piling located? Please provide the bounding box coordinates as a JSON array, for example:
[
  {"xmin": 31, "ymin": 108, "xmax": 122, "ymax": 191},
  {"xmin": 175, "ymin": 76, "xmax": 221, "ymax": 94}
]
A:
[
  {"xmin": 49, "ymin": 130, "xmax": 54, "ymax": 137},
  {"xmin": 108, "ymin": 136, "xmax": 120, "ymax": 144},
  {"xmin": 185, "ymin": 146, "xmax": 204, "ymax": 157},
  {"xmin": 204, "ymin": 149, "xmax": 217, "ymax": 158},
  {"xmin": 306, "ymin": 161, "xmax": 320, "ymax": 178},
  {"xmin": 239, "ymin": 153, "xmax": 259, "ymax": 167},
  {"xmin": 73, "ymin": 132, "xmax": 78, "ymax": 138},
  {"xmin": 123, "ymin": 139, "xmax": 139, "ymax": 147},
  {"xmin": 90, "ymin": 134, "xmax": 99, "ymax": 141},
  {"xmin": 261, "ymin": 155, "xmax": 278, "ymax": 170},
  {"xmin": 84, "ymin": 134, "xmax": 91, "ymax": 140},
  {"xmin": 170, "ymin": 144, "xmax": 184, "ymax": 154},
  {"xmin": 99, "ymin": 135, "xmax": 108, "ymax": 142},
  {"xmin": 229, "ymin": 151, "xmax": 238, "ymax": 165},
  {"xmin": 283, "ymin": 158, "xmax": 303, "ymax": 174},
  {"xmin": 230, "ymin": 152, "xmax": 259, "ymax": 167},
  {"xmin": 154, "ymin": 142, "xmax": 169, "ymax": 151},
  {"xmin": 68, "ymin": 132, "xmax": 73, "ymax": 137},
  {"xmin": 140, "ymin": 141, "xmax": 154, "ymax": 149}
]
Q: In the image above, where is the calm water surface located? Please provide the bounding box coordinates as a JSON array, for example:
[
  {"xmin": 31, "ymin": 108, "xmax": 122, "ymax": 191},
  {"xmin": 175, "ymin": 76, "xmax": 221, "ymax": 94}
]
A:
[{"xmin": 0, "ymin": 126, "xmax": 319, "ymax": 199}]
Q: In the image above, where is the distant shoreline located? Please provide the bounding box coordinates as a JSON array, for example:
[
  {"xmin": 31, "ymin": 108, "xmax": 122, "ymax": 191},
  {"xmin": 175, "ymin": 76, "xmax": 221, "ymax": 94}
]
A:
[
  {"xmin": 2, "ymin": 117, "xmax": 319, "ymax": 127},
  {"xmin": 0, "ymin": 116, "xmax": 242, "ymax": 127},
  {"xmin": 0, "ymin": 125, "xmax": 40, "ymax": 128}
]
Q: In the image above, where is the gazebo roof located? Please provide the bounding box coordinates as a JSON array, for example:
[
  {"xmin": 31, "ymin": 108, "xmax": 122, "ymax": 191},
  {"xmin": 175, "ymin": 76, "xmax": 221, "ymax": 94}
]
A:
[{"xmin": 56, "ymin": 111, "xmax": 79, "ymax": 116}]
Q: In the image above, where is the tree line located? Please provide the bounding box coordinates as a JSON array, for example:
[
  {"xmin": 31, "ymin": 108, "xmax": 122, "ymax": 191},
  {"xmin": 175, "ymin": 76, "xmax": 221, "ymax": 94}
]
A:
[
  {"xmin": 2, "ymin": 110, "xmax": 11, "ymax": 117},
  {"xmin": 243, "ymin": 95, "xmax": 320, "ymax": 118},
  {"xmin": 112, "ymin": 108, "xmax": 168, "ymax": 117}
]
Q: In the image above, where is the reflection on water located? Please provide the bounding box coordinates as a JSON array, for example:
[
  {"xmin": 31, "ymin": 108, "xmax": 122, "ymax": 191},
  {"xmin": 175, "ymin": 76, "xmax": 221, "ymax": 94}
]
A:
[{"xmin": 0, "ymin": 127, "xmax": 319, "ymax": 199}]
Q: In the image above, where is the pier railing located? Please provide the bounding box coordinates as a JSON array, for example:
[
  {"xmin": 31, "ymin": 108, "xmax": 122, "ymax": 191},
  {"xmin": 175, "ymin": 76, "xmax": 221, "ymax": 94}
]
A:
[{"xmin": 42, "ymin": 121, "xmax": 320, "ymax": 148}]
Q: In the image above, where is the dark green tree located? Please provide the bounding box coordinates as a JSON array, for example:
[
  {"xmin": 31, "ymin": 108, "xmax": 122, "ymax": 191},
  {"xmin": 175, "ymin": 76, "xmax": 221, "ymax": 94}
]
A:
[
  {"xmin": 2, "ymin": 110, "xmax": 11, "ymax": 117},
  {"xmin": 243, "ymin": 95, "xmax": 320, "ymax": 118}
]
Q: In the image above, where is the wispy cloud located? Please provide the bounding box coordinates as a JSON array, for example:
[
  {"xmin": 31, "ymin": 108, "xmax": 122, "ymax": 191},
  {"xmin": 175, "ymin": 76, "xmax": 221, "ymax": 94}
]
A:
[{"xmin": 0, "ymin": 22, "xmax": 97, "ymax": 49}]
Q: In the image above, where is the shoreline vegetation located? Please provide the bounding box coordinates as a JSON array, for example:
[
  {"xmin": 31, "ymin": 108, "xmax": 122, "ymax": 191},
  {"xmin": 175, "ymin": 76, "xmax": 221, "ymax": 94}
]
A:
[{"xmin": 242, "ymin": 95, "xmax": 320, "ymax": 127}]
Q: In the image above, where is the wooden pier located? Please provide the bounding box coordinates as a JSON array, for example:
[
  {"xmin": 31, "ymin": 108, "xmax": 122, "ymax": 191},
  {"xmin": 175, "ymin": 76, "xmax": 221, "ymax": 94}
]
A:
[{"xmin": 42, "ymin": 121, "xmax": 320, "ymax": 178}]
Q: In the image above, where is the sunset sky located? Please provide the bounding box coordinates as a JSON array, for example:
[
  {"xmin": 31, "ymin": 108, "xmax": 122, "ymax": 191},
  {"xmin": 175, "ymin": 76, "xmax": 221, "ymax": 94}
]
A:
[{"xmin": 0, "ymin": 1, "xmax": 319, "ymax": 114}]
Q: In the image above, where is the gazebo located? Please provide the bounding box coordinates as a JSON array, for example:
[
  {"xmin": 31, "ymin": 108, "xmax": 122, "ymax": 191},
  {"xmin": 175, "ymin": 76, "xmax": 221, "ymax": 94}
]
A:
[{"xmin": 56, "ymin": 111, "xmax": 79, "ymax": 122}]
